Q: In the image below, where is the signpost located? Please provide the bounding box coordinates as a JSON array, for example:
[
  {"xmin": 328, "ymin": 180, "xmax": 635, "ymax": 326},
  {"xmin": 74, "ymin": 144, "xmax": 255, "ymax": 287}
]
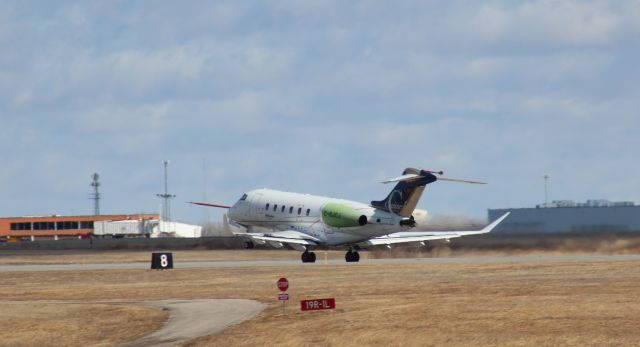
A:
[
  {"xmin": 300, "ymin": 298, "xmax": 336, "ymax": 311},
  {"xmin": 277, "ymin": 277, "xmax": 289, "ymax": 315}
]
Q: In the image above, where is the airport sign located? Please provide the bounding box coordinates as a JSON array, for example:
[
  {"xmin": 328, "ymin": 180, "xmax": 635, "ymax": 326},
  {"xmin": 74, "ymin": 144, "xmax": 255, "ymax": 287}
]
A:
[
  {"xmin": 150, "ymin": 252, "xmax": 173, "ymax": 270},
  {"xmin": 277, "ymin": 277, "xmax": 289, "ymax": 291},
  {"xmin": 278, "ymin": 293, "xmax": 289, "ymax": 301},
  {"xmin": 300, "ymin": 298, "xmax": 335, "ymax": 311}
]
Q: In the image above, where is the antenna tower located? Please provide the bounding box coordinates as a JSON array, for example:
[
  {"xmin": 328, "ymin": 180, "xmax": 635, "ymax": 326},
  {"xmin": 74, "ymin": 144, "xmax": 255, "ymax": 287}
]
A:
[
  {"xmin": 156, "ymin": 160, "xmax": 176, "ymax": 221},
  {"xmin": 90, "ymin": 173, "xmax": 100, "ymax": 215}
]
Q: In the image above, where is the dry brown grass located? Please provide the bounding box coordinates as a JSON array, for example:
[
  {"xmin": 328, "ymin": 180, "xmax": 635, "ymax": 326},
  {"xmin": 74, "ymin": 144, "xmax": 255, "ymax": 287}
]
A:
[
  {"xmin": 1, "ymin": 251, "xmax": 640, "ymax": 346},
  {"xmin": 0, "ymin": 303, "xmax": 166, "ymax": 347}
]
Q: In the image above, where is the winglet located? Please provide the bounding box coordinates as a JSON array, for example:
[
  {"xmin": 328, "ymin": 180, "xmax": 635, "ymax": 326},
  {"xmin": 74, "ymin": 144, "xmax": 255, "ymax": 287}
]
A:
[{"xmin": 479, "ymin": 212, "xmax": 511, "ymax": 234}]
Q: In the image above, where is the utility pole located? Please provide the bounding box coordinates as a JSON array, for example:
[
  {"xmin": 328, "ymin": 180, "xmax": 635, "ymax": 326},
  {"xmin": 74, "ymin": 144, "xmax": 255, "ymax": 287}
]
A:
[{"xmin": 156, "ymin": 161, "xmax": 176, "ymax": 221}]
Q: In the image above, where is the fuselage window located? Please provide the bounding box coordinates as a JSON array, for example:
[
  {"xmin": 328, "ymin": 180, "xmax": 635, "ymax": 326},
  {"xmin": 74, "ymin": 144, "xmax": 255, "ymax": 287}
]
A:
[
  {"xmin": 273, "ymin": 204, "xmax": 278, "ymax": 212},
  {"xmin": 297, "ymin": 207, "xmax": 302, "ymax": 215},
  {"xmin": 281, "ymin": 205, "xmax": 285, "ymax": 213},
  {"xmin": 240, "ymin": 194, "xmax": 248, "ymax": 201},
  {"xmin": 289, "ymin": 206, "xmax": 293, "ymax": 214},
  {"xmin": 265, "ymin": 203, "xmax": 270, "ymax": 210},
  {"xmin": 306, "ymin": 209, "xmax": 310, "ymax": 216}
]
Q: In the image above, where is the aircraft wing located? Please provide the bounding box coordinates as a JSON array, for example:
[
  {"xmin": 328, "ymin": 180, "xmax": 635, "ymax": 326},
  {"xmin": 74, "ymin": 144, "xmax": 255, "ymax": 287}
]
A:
[
  {"xmin": 237, "ymin": 230, "xmax": 322, "ymax": 249},
  {"xmin": 361, "ymin": 212, "xmax": 510, "ymax": 247}
]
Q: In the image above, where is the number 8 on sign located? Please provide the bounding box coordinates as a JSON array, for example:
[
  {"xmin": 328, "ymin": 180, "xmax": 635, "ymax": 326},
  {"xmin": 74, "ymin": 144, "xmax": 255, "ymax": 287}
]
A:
[{"xmin": 160, "ymin": 254, "xmax": 168, "ymax": 268}]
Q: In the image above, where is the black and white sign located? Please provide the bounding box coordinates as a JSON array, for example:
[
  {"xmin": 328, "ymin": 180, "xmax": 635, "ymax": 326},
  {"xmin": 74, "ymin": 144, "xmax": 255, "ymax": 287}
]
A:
[{"xmin": 151, "ymin": 252, "xmax": 173, "ymax": 269}]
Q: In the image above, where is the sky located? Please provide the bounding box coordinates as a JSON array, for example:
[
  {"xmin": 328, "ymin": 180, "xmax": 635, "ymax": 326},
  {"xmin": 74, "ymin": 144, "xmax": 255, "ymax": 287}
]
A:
[{"xmin": 1, "ymin": 1, "xmax": 639, "ymax": 225}]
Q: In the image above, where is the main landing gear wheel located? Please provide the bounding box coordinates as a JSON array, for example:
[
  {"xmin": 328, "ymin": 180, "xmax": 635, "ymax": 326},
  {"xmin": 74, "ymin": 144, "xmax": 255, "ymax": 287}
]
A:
[
  {"xmin": 301, "ymin": 251, "xmax": 316, "ymax": 263},
  {"xmin": 345, "ymin": 250, "xmax": 360, "ymax": 262},
  {"xmin": 244, "ymin": 241, "xmax": 255, "ymax": 249}
]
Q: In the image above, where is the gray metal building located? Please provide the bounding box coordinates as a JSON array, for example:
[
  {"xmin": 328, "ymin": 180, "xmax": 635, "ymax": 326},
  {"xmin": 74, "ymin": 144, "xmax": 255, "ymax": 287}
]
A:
[{"xmin": 488, "ymin": 200, "xmax": 640, "ymax": 234}]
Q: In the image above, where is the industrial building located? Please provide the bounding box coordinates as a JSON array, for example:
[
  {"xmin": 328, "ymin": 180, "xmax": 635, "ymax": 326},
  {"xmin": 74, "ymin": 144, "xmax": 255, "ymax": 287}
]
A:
[
  {"xmin": 93, "ymin": 219, "xmax": 202, "ymax": 238},
  {"xmin": 488, "ymin": 200, "xmax": 640, "ymax": 234},
  {"xmin": 0, "ymin": 214, "xmax": 159, "ymax": 242}
]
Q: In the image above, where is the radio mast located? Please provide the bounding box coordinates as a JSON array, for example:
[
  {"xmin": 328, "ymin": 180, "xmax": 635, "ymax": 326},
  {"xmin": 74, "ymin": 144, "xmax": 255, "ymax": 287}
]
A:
[{"xmin": 156, "ymin": 160, "xmax": 176, "ymax": 221}]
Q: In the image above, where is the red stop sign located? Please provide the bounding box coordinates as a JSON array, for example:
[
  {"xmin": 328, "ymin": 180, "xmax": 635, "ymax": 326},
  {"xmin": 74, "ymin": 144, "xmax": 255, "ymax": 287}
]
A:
[{"xmin": 277, "ymin": 277, "xmax": 289, "ymax": 292}]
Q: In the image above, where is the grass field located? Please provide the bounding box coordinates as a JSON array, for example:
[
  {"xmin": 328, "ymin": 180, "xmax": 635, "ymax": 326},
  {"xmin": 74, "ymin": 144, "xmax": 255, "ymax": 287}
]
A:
[
  {"xmin": 0, "ymin": 302, "xmax": 166, "ymax": 347},
  {"xmin": 1, "ymin": 250, "xmax": 640, "ymax": 346}
]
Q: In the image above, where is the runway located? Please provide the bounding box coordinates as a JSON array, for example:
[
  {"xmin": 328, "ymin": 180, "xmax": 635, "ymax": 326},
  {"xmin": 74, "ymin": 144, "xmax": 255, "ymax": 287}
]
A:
[{"xmin": 2, "ymin": 254, "xmax": 640, "ymax": 272}]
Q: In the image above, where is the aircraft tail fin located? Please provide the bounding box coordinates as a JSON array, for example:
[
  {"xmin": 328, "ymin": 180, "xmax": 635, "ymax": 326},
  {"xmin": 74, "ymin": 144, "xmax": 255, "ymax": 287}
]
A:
[
  {"xmin": 371, "ymin": 168, "xmax": 437, "ymax": 217},
  {"xmin": 372, "ymin": 167, "xmax": 486, "ymax": 217}
]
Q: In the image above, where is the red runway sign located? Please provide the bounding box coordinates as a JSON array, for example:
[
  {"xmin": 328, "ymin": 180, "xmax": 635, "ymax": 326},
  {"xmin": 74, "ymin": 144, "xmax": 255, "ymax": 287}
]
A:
[
  {"xmin": 300, "ymin": 298, "xmax": 336, "ymax": 311},
  {"xmin": 277, "ymin": 277, "xmax": 289, "ymax": 292}
]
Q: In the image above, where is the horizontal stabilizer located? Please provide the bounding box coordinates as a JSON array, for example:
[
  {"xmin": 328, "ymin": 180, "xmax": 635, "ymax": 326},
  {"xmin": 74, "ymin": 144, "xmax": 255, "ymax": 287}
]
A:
[
  {"xmin": 381, "ymin": 173, "xmax": 421, "ymax": 184},
  {"xmin": 437, "ymin": 177, "xmax": 486, "ymax": 184},
  {"xmin": 382, "ymin": 174, "xmax": 486, "ymax": 185}
]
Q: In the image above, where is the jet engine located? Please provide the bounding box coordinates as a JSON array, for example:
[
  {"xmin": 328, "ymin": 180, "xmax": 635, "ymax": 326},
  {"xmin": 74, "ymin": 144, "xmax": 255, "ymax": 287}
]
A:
[{"xmin": 321, "ymin": 202, "xmax": 368, "ymax": 228}]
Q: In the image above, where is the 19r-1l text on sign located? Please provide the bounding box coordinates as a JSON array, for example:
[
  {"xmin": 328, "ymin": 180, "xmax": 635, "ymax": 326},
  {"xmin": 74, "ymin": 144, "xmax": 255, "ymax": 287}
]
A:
[{"xmin": 300, "ymin": 298, "xmax": 335, "ymax": 311}]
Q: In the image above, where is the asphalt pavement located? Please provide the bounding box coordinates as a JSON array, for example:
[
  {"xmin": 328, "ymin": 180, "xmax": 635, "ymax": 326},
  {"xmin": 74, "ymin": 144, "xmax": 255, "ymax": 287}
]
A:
[{"xmin": 2, "ymin": 254, "xmax": 640, "ymax": 272}]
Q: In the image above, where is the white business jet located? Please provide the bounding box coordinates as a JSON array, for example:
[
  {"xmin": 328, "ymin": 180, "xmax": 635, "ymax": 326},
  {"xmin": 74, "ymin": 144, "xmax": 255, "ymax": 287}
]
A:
[{"xmin": 191, "ymin": 168, "xmax": 510, "ymax": 263}]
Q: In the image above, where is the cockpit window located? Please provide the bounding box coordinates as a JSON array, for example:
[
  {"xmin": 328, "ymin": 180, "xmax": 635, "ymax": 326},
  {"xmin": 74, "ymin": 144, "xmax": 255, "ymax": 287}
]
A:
[{"xmin": 240, "ymin": 194, "xmax": 248, "ymax": 201}]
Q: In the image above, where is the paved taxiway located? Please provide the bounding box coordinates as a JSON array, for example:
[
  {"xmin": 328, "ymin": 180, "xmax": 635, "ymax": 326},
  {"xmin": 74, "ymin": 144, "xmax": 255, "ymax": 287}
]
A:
[
  {"xmin": 123, "ymin": 299, "xmax": 265, "ymax": 347},
  {"xmin": 2, "ymin": 254, "xmax": 640, "ymax": 272},
  {"xmin": 1, "ymin": 299, "xmax": 265, "ymax": 347}
]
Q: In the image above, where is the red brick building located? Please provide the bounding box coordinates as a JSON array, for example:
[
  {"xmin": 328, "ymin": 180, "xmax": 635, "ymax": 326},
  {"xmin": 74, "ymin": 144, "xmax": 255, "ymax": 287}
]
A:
[{"xmin": 0, "ymin": 214, "xmax": 159, "ymax": 241}]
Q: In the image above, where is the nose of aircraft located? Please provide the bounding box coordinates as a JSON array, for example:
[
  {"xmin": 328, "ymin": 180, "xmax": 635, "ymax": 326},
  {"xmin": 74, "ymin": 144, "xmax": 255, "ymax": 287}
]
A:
[{"xmin": 228, "ymin": 202, "xmax": 241, "ymax": 220}]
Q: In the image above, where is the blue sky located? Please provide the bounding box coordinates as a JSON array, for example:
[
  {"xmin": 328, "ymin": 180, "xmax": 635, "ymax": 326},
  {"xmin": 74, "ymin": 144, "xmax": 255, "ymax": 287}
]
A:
[{"xmin": 1, "ymin": 1, "xmax": 639, "ymax": 224}]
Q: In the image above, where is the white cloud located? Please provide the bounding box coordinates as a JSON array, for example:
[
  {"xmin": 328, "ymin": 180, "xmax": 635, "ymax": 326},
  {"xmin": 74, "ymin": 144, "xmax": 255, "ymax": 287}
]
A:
[
  {"xmin": 63, "ymin": 45, "xmax": 206, "ymax": 96},
  {"xmin": 1, "ymin": 0, "xmax": 639, "ymax": 221},
  {"xmin": 464, "ymin": 1, "xmax": 625, "ymax": 47}
]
